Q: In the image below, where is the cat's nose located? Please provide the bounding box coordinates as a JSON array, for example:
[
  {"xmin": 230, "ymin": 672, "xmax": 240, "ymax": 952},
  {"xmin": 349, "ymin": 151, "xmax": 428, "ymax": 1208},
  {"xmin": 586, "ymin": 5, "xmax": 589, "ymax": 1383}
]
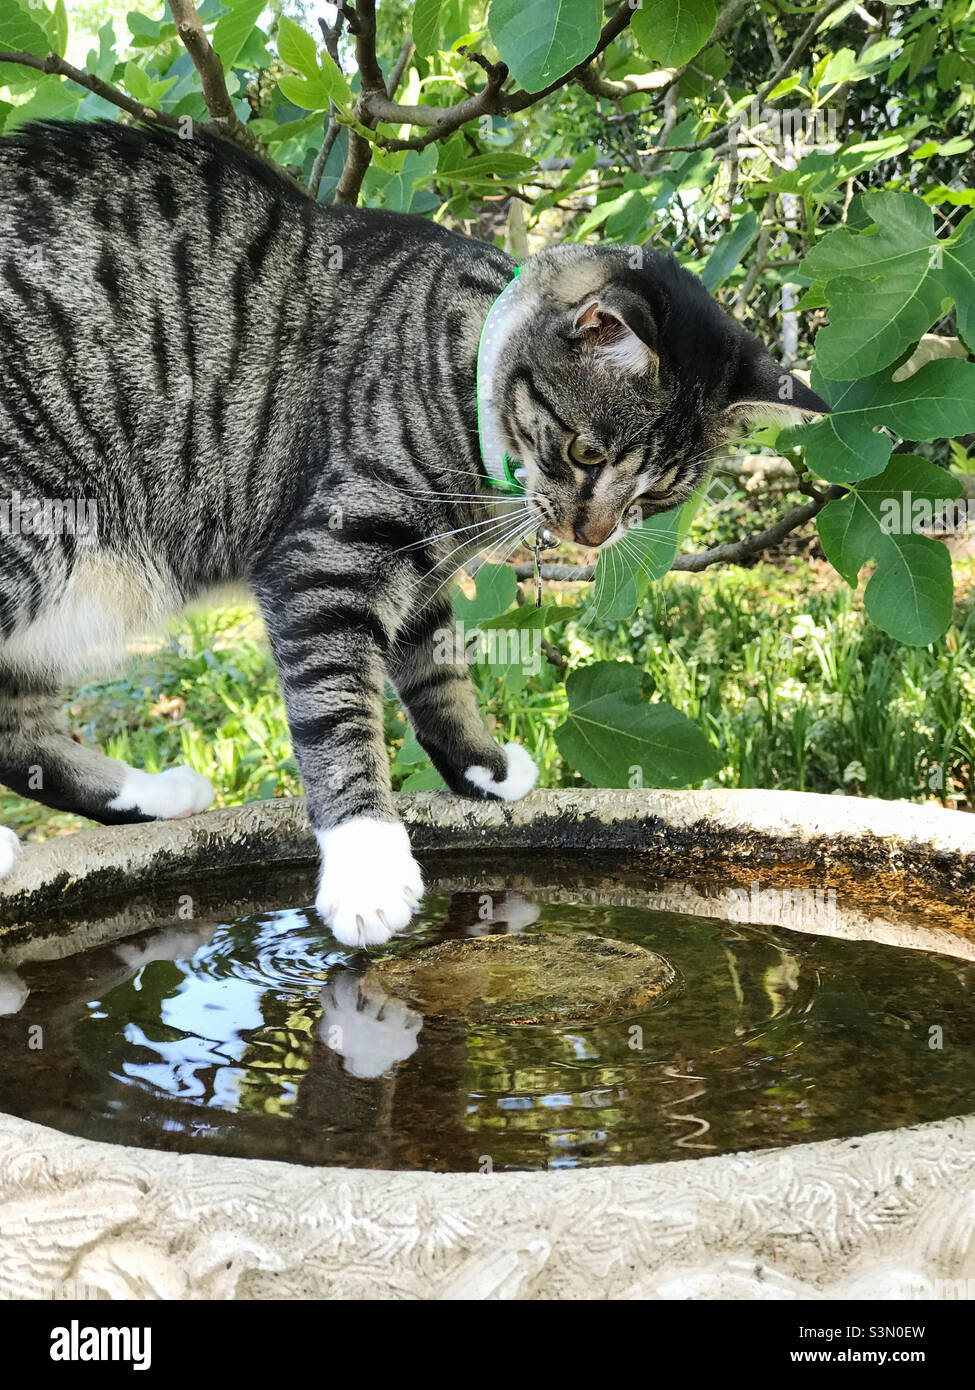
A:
[{"xmin": 573, "ymin": 521, "xmax": 614, "ymax": 546}]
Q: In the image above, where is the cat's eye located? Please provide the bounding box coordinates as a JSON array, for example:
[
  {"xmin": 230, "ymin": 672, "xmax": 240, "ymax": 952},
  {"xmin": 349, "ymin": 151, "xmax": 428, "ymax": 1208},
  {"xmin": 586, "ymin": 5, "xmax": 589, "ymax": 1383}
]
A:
[
  {"xmin": 643, "ymin": 465, "xmax": 680, "ymax": 497},
  {"xmin": 568, "ymin": 436, "xmax": 607, "ymax": 468}
]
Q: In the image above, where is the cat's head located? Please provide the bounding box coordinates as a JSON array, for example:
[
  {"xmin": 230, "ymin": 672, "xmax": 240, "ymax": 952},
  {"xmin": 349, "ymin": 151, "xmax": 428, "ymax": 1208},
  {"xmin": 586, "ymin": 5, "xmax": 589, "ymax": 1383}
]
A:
[{"xmin": 492, "ymin": 244, "xmax": 829, "ymax": 548}]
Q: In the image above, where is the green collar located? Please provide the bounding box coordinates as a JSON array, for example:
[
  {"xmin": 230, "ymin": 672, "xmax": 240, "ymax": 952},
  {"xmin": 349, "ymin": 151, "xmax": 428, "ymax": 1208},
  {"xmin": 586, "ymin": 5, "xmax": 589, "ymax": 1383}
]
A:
[{"xmin": 476, "ymin": 266, "xmax": 526, "ymax": 494}]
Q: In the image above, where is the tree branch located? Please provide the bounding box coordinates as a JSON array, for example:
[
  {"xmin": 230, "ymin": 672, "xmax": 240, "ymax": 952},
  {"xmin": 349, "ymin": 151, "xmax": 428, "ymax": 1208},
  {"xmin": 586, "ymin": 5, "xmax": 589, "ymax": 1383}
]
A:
[
  {"xmin": 364, "ymin": 0, "xmax": 638, "ymax": 156},
  {"xmin": 364, "ymin": 0, "xmax": 776, "ymax": 167},
  {"xmin": 0, "ymin": 49, "xmax": 181, "ymax": 130},
  {"xmin": 358, "ymin": 56, "xmax": 510, "ymax": 153},
  {"xmin": 631, "ymin": 0, "xmax": 852, "ymax": 163},
  {"xmin": 504, "ymin": 0, "xmax": 639, "ymax": 114},
  {"xmin": 671, "ymin": 486, "xmax": 846, "ymax": 571},
  {"xmin": 308, "ymin": 115, "xmax": 343, "ymax": 197},
  {"xmin": 333, "ymin": 0, "xmax": 384, "ymax": 205},
  {"xmin": 574, "ymin": 62, "xmax": 676, "ymax": 101},
  {"xmin": 386, "ymin": 36, "xmax": 416, "ymax": 99},
  {"xmin": 308, "ymin": 8, "xmax": 349, "ymax": 198},
  {"xmin": 169, "ymin": 0, "xmax": 261, "ymax": 151},
  {"xmin": 576, "ymin": 0, "xmax": 751, "ymax": 100}
]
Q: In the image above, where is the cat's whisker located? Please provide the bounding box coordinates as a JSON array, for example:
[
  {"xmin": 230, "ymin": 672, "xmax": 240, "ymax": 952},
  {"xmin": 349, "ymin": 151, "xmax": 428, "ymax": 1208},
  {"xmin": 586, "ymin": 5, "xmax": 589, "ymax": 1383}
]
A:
[
  {"xmin": 381, "ymin": 483, "xmax": 515, "ymax": 506},
  {"xmin": 578, "ymin": 533, "xmax": 630, "ymax": 634},
  {"xmin": 415, "ymin": 512, "xmax": 535, "ymax": 617},
  {"xmin": 389, "ymin": 513, "xmax": 537, "ymax": 654},
  {"xmin": 417, "ymin": 508, "xmax": 534, "ymax": 590},
  {"xmin": 378, "ymin": 479, "xmax": 510, "ymax": 503},
  {"xmin": 392, "ymin": 508, "xmax": 532, "ymax": 555},
  {"xmin": 437, "ymin": 510, "xmax": 535, "ymax": 578}
]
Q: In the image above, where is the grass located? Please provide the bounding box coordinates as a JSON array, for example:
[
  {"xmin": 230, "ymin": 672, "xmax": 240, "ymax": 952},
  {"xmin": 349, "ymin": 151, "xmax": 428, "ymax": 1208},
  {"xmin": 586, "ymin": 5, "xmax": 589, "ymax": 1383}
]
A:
[
  {"xmin": 590, "ymin": 560, "xmax": 975, "ymax": 806},
  {"xmin": 2, "ymin": 556, "xmax": 973, "ymax": 844}
]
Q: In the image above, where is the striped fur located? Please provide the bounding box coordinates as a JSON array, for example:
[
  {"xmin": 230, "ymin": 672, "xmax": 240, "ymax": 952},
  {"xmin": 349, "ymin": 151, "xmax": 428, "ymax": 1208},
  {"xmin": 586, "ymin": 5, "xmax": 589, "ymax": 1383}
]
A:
[{"xmin": 0, "ymin": 121, "xmax": 826, "ymax": 944}]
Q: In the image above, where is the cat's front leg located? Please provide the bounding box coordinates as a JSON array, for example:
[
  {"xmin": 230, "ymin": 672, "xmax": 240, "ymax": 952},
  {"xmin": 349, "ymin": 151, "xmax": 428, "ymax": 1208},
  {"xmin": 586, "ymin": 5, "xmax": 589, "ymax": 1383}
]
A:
[
  {"xmin": 389, "ymin": 600, "xmax": 539, "ymax": 802},
  {"xmin": 255, "ymin": 573, "xmax": 423, "ymax": 949}
]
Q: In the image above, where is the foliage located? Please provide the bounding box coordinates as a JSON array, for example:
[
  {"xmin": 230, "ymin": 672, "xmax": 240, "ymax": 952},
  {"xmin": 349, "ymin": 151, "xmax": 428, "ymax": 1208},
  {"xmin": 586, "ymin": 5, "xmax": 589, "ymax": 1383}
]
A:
[{"xmin": 2, "ymin": 0, "xmax": 974, "ymax": 795}]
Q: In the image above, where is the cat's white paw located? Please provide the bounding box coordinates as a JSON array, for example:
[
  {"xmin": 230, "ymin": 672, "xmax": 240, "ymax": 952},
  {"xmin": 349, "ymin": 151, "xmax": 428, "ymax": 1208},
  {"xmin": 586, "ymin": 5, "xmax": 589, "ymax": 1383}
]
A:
[
  {"xmin": 316, "ymin": 818, "xmax": 424, "ymax": 948},
  {"xmin": 108, "ymin": 766, "xmax": 214, "ymax": 820},
  {"xmin": 0, "ymin": 826, "xmax": 21, "ymax": 878},
  {"xmin": 318, "ymin": 970, "xmax": 422, "ymax": 1079},
  {"xmin": 465, "ymin": 742, "xmax": 539, "ymax": 802}
]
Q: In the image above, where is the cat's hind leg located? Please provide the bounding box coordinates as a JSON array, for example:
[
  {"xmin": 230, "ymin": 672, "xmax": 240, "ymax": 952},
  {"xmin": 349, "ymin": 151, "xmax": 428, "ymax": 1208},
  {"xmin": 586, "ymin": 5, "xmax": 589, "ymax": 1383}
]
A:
[{"xmin": 0, "ymin": 667, "xmax": 213, "ymax": 848}]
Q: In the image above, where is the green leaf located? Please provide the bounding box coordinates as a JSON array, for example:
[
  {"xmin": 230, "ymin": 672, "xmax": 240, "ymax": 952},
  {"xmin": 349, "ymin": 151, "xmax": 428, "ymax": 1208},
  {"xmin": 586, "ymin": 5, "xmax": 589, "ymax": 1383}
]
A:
[
  {"xmin": 392, "ymin": 719, "xmax": 447, "ymax": 790},
  {"xmin": 126, "ymin": 9, "xmax": 177, "ymax": 43},
  {"xmin": 86, "ymin": 19, "xmax": 117, "ymax": 82},
  {"xmin": 765, "ymin": 72, "xmax": 804, "ymax": 101},
  {"xmin": 275, "ymin": 15, "xmax": 350, "ymax": 110},
  {"xmin": 318, "ymin": 51, "xmax": 352, "ymax": 109},
  {"xmin": 413, "ymin": 0, "xmax": 443, "ymax": 56},
  {"xmin": 631, "ymin": 0, "xmax": 716, "ymax": 68},
  {"xmin": 392, "ymin": 721, "xmax": 427, "ymax": 766},
  {"xmin": 400, "ymin": 765, "xmax": 447, "ymax": 791},
  {"xmin": 786, "ymin": 359, "xmax": 975, "ymax": 484},
  {"xmin": 937, "ymin": 51, "xmax": 967, "ymax": 90},
  {"xmin": 488, "ymin": 0, "xmax": 602, "ymax": 91},
  {"xmin": 0, "ymin": 0, "xmax": 49, "ymax": 86},
  {"xmin": 551, "ymin": 147, "xmax": 598, "ymax": 195},
  {"xmin": 212, "ymin": 0, "xmax": 265, "ymax": 70},
  {"xmin": 453, "ymin": 563, "xmax": 518, "ymax": 623},
  {"xmin": 762, "ymin": 129, "xmax": 923, "ymax": 200},
  {"xmin": 233, "ymin": 23, "xmax": 271, "ymax": 68},
  {"xmin": 123, "ymin": 59, "xmax": 151, "ymax": 101},
  {"xmin": 817, "ymin": 455, "xmax": 961, "ymax": 645},
  {"xmin": 822, "ymin": 38, "xmax": 900, "ymax": 85},
  {"xmin": 572, "ymin": 188, "xmax": 637, "ymax": 239},
  {"xmin": 123, "ymin": 58, "xmax": 175, "ymax": 105},
  {"xmin": 480, "ymin": 603, "xmax": 574, "ymax": 631},
  {"xmin": 555, "ymin": 662, "xmax": 720, "ymax": 788},
  {"xmin": 701, "ymin": 209, "xmax": 758, "ymax": 290},
  {"xmin": 605, "ymin": 187, "xmax": 656, "ymax": 242},
  {"xmin": 365, "ymin": 144, "xmax": 438, "ymax": 211},
  {"xmin": 436, "ymin": 150, "xmax": 534, "ymax": 184},
  {"xmin": 4, "ymin": 73, "xmax": 82, "ymax": 128},
  {"xmin": 49, "ymin": 0, "xmax": 68, "ymax": 57},
  {"xmin": 590, "ymin": 503, "xmax": 687, "ymax": 620},
  {"xmin": 251, "ymin": 111, "xmax": 320, "ymax": 142},
  {"xmin": 942, "ymin": 208, "xmax": 975, "ymax": 353},
  {"xmin": 795, "ymin": 283, "xmax": 829, "ymax": 311},
  {"xmin": 277, "ymin": 71, "xmax": 329, "ymax": 111},
  {"xmin": 277, "ymin": 13, "xmax": 318, "ymax": 78},
  {"xmin": 907, "ymin": 20, "xmax": 937, "ymax": 82},
  {"xmin": 801, "ymin": 190, "xmax": 975, "ymax": 378}
]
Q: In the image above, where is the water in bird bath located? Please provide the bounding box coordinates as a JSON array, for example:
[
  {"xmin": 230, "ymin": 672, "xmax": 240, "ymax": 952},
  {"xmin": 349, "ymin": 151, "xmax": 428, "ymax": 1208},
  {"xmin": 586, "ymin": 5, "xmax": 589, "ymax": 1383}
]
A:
[{"xmin": 1, "ymin": 853, "xmax": 974, "ymax": 1172}]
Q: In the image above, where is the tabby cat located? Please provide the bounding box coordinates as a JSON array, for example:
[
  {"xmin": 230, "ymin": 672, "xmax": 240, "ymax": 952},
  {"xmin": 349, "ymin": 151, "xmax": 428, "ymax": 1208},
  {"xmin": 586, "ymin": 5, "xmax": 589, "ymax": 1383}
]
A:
[{"xmin": 0, "ymin": 121, "xmax": 828, "ymax": 946}]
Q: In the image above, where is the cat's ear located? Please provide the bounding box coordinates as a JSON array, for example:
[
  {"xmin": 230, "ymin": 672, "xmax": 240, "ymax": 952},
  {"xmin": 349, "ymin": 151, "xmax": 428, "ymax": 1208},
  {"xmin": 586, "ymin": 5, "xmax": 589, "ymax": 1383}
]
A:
[
  {"xmin": 569, "ymin": 287, "xmax": 659, "ymax": 378},
  {"xmin": 725, "ymin": 355, "xmax": 831, "ymax": 427}
]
